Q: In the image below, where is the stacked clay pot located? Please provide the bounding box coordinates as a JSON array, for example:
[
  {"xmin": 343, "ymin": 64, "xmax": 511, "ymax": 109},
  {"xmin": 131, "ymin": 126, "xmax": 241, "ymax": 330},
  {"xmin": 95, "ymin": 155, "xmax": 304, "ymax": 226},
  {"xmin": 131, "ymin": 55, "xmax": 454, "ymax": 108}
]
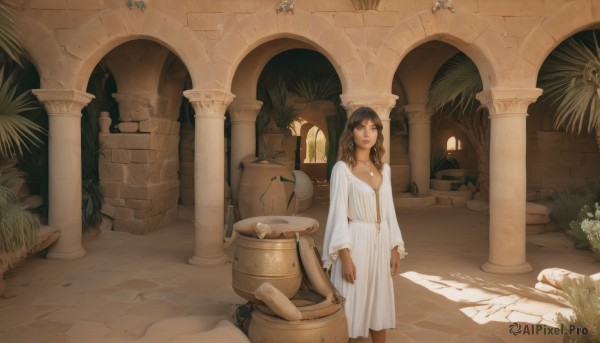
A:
[{"xmin": 232, "ymin": 216, "xmax": 348, "ymax": 342}]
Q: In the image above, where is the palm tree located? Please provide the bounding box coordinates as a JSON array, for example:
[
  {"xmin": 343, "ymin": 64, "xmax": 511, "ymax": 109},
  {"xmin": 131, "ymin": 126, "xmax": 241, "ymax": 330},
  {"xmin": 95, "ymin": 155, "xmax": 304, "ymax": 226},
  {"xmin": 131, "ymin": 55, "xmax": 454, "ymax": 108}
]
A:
[
  {"xmin": 0, "ymin": 0, "xmax": 41, "ymax": 254},
  {"xmin": 0, "ymin": 0, "xmax": 44, "ymax": 158},
  {"xmin": 538, "ymin": 29, "xmax": 600, "ymax": 150},
  {"xmin": 426, "ymin": 52, "xmax": 490, "ymax": 198}
]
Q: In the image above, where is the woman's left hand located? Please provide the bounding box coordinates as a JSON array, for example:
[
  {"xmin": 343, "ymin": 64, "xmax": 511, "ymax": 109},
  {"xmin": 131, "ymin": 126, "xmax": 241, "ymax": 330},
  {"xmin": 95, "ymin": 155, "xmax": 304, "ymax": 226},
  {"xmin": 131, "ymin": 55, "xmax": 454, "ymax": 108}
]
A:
[{"xmin": 390, "ymin": 249, "xmax": 401, "ymax": 277}]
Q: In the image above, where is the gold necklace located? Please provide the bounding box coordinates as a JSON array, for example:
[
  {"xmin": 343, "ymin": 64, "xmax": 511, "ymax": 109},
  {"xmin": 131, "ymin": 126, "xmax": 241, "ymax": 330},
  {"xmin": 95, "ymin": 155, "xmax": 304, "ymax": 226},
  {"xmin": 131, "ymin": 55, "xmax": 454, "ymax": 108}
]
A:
[
  {"xmin": 357, "ymin": 159, "xmax": 374, "ymax": 178},
  {"xmin": 357, "ymin": 159, "xmax": 381, "ymax": 232}
]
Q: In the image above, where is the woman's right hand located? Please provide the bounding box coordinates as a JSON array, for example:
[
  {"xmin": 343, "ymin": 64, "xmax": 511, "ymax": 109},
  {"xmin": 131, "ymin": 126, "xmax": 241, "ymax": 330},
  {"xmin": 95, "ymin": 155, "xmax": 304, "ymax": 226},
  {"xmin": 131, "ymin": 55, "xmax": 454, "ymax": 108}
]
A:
[{"xmin": 340, "ymin": 249, "xmax": 356, "ymax": 284}]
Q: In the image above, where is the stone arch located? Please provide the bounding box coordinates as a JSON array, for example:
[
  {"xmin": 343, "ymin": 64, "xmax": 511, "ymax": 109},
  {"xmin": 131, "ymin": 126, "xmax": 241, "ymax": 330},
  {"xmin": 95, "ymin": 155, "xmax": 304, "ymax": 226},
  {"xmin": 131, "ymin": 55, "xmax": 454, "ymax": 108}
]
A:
[
  {"xmin": 231, "ymin": 38, "xmax": 314, "ymax": 100},
  {"xmin": 13, "ymin": 13, "xmax": 62, "ymax": 88},
  {"xmin": 370, "ymin": 9, "xmax": 505, "ymax": 93},
  {"xmin": 204, "ymin": 8, "xmax": 364, "ymax": 94},
  {"xmin": 519, "ymin": 0, "xmax": 600, "ymax": 87},
  {"xmin": 43, "ymin": 8, "xmax": 208, "ymax": 91}
]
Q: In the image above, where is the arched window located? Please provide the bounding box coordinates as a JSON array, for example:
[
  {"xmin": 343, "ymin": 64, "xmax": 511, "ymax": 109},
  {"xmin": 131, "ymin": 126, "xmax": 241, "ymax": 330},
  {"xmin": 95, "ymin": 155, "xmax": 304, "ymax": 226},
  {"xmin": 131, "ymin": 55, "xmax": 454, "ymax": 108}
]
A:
[
  {"xmin": 446, "ymin": 136, "xmax": 462, "ymax": 151},
  {"xmin": 304, "ymin": 127, "xmax": 327, "ymax": 163}
]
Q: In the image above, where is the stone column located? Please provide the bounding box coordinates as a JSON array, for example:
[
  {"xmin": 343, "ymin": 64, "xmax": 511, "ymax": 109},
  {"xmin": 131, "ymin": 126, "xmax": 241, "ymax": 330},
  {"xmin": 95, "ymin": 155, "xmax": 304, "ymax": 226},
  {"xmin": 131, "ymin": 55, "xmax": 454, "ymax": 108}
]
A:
[
  {"xmin": 228, "ymin": 99, "xmax": 262, "ymax": 200},
  {"xmin": 32, "ymin": 89, "xmax": 94, "ymax": 259},
  {"xmin": 476, "ymin": 88, "xmax": 542, "ymax": 275},
  {"xmin": 404, "ymin": 104, "xmax": 432, "ymax": 193},
  {"xmin": 340, "ymin": 93, "xmax": 398, "ymax": 164},
  {"xmin": 184, "ymin": 89, "xmax": 234, "ymax": 266}
]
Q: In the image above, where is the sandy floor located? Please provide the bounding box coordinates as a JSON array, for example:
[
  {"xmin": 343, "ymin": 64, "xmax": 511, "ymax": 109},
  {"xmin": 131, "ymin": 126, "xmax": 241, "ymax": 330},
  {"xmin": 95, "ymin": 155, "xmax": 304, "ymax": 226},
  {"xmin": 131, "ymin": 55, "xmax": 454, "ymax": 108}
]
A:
[{"xmin": 0, "ymin": 193, "xmax": 598, "ymax": 342}]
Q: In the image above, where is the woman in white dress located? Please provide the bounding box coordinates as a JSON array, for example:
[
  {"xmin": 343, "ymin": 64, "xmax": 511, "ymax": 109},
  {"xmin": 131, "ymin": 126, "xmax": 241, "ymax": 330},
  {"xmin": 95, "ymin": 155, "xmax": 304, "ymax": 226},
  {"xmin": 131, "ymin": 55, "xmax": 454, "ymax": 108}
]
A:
[{"xmin": 322, "ymin": 107, "xmax": 407, "ymax": 342}]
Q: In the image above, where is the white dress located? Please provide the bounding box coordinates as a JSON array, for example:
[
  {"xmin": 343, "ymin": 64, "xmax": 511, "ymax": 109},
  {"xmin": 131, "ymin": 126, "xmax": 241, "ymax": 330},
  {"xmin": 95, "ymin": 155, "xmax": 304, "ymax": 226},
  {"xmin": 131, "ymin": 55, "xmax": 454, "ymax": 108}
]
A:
[{"xmin": 322, "ymin": 161, "xmax": 406, "ymax": 339}]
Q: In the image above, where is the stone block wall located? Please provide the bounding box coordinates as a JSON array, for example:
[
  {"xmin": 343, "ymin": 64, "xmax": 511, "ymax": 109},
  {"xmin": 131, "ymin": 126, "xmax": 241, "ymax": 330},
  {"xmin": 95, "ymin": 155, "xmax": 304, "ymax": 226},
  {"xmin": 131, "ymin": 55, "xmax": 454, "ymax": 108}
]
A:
[
  {"xmin": 527, "ymin": 131, "xmax": 600, "ymax": 194},
  {"xmin": 99, "ymin": 118, "xmax": 180, "ymax": 234}
]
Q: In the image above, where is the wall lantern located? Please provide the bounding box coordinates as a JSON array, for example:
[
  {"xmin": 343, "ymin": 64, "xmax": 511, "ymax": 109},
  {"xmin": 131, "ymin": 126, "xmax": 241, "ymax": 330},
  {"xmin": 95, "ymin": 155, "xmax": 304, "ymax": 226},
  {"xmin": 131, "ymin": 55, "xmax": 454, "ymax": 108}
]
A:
[
  {"xmin": 432, "ymin": 0, "xmax": 454, "ymax": 13},
  {"xmin": 127, "ymin": 0, "xmax": 147, "ymax": 12},
  {"xmin": 276, "ymin": 0, "xmax": 295, "ymax": 14}
]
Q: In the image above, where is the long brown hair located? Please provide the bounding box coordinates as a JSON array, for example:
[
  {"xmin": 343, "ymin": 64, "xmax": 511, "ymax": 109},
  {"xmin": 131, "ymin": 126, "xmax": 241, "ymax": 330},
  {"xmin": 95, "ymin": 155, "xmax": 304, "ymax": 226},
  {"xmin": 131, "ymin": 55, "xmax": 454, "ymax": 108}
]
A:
[{"xmin": 338, "ymin": 107, "xmax": 385, "ymax": 171}]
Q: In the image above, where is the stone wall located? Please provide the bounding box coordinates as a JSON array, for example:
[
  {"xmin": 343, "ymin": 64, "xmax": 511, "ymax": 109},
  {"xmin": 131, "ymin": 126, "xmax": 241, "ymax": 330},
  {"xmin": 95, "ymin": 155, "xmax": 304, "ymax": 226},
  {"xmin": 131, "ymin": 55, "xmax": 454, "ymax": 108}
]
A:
[
  {"xmin": 99, "ymin": 118, "xmax": 180, "ymax": 234},
  {"xmin": 527, "ymin": 108, "xmax": 600, "ymax": 195},
  {"xmin": 527, "ymin": 131, "xmax": 599, "ymax": 194}
]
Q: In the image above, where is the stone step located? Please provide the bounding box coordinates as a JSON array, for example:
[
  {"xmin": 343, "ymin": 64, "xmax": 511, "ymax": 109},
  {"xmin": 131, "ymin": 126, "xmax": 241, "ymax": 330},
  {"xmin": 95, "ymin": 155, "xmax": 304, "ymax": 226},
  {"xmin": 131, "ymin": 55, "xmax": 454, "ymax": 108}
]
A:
[
  {"xmin": 393, "ymin": 192, "xmax": 436, "ymax": 208},
  {"xmin": 429, "ymin": 189, "xmax": 474, "ymax": 208}
]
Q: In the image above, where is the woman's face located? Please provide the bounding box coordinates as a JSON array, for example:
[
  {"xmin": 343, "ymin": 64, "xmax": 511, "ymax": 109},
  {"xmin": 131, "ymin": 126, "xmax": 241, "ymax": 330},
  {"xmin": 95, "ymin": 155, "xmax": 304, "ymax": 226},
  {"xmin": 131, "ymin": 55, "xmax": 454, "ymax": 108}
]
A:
[{"xmin": 352, "ymin": 119, "xmax": 378, "ymax": 151}]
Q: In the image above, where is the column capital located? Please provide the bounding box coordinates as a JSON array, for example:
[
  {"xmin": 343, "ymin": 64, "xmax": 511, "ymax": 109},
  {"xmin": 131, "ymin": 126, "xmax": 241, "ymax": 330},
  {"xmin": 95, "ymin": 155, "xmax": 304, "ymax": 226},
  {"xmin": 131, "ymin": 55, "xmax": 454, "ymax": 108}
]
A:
[
  {"xmin": 228, "ymin": 99, "xmax": 263, "ymax": 122},
  {"xmin": 183, "ymin": 89, "xmax": 235, "ymax": 118},
  {"xmin": 403, "ymin": 103, "xmax": 432, "ymax": 124},
  {"xmin": 340, "ymin": 93, "xmax": 398, "ymax": 119},
  {"xmin": 32, "ymin": 89, "xmax": 94, "ymax": 117},
  {"xmin": 476, "ymin": 88, "xmax": 542, "ymax": 119}
]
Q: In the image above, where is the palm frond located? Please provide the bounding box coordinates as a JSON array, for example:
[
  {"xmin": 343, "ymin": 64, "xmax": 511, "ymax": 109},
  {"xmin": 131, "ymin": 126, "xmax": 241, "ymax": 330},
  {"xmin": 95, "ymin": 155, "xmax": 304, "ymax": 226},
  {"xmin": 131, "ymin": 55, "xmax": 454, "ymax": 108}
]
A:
[
  {"xmin": 426, "ymin": 53, "xmax": 483, "ymax": 119},
  {"xmin": 0, "ymin": 0, "xmax": 23, "ymax": 65},
  {"xmin": 0, "ymin": 184, "xmax": 39, "ymax": 254},
  {"xmin": 538, "ymin": 30, "xmax": 600, "ymax": 134},
  {"xmin": 0, "ymin": 67, "xmax": 44, "ymax": 158},
  {"xmin": 266, "ymin": 81, "xmax": 299, "ymax": 131},
  {"xmin": 292, "ymin": 74, "xmax": 341, "ymax": 101}
]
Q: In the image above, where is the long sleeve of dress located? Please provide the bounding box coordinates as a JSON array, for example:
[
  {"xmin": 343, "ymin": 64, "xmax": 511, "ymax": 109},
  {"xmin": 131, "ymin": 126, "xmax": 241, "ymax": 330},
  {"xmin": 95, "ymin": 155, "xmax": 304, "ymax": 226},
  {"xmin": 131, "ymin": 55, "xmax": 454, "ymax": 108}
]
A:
[
  {"xmin": 384, "ymin": 164, "xmax": 407, "ymax": 257},
  {"xmin": 322, "ymin": 162, "xmax": 352, "ymax": 270}
]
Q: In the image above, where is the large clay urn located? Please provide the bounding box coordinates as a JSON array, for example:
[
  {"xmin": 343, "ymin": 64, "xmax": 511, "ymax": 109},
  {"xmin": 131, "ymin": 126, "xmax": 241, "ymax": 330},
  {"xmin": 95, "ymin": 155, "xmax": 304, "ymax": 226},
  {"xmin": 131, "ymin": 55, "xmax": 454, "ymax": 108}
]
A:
[
  {"xmin": 249, "ymin": 304, "xmax": 348, "ymax": 342},
  {"xmin": 238, "ymin": 159, "xmax": 296, "ymax": 220},
  {"xmin": 232, "ymin": 234, "xmax": 302, "ymax": 303}
]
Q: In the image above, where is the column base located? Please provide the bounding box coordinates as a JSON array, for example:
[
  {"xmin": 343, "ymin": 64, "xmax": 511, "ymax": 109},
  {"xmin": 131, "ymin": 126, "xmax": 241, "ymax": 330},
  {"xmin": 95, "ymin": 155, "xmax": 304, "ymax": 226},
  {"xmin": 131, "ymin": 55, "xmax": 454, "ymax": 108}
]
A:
[
  {"xmin": 46, "ymin": 246, "xmax": 86, "ymax": 260},
  {"xmin": 189, "ymin": 254, "xmax": 229, "ymax": 266},
  {"xmin": 481, "ymin": 261, "xmax": 533, "ymax": 275}
]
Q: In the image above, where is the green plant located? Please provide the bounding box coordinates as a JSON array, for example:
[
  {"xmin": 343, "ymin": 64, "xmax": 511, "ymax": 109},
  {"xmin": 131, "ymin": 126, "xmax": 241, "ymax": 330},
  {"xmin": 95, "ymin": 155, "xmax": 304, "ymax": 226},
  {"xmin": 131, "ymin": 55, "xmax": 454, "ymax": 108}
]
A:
[
  {"xmin": 80, "ymin": 64, "xmax": 113, "ymax": 230},
  {"xmin": 430, "ymin": 148, "xmax": 459, "ymax": 179},
  {"xmin": 0, "ymin": 0, "xmax": 23, "ymax": 65},
  {"xmin": 551, "ymin": 188, "xmax": 595, "ymax": 233},
  {"xmin": 265, "ymin": 80, "xmax": 299, "ymax": 133},
  {"xmin": 292, "ymin": 74, "xmax": 341, "ymax": 102},
  {"xmin": 538, "ymin": 30, "xmax": 600, "ymax": 140},
  {"xmin": 0, "ymin": 183, "xmax": 39, "ymax": 254},
  {"xmin": 0, "ymin": 67, "xmax": 44, "ymax": 158},
  {"xmin": 569, "ymin": 204, "xmax": 594, "ymax": 249},
  {"xmin": 570, "ymin": 203, "xmax": 600, "ymax": 258},
  {"xmin": 556, "ymin": 276, "xmax": 600, "ymax": 343},
  {"xmin": 427, "ymin": 52, "xmax": 490, "ymax": 198}
]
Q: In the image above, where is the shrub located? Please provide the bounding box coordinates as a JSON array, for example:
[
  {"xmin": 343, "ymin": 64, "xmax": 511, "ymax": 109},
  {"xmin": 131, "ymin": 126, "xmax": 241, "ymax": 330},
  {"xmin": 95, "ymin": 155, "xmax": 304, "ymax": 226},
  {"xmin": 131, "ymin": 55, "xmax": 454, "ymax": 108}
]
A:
[
  {"xmin": 551, "ymin": 188, "xmax": 594, "ymax": 232},
  {"xmin": 556, "ymin": 276, "xmax": 600, "ymax": 343},
  {"xmin": 578, "ymin": 203, "xmax": 600, "ymax": 259},
  {"xmin": 0, "ymin": 184, "xmax": 39, "ymax": 254}
]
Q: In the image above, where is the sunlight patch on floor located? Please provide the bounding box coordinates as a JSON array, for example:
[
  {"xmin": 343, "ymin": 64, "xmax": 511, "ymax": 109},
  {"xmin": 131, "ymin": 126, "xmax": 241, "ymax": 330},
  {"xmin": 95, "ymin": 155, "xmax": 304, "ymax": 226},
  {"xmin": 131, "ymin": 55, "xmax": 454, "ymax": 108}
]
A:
[{"xmin": 400, "ymin": 271, "xmax": 573, "ymax": 327}]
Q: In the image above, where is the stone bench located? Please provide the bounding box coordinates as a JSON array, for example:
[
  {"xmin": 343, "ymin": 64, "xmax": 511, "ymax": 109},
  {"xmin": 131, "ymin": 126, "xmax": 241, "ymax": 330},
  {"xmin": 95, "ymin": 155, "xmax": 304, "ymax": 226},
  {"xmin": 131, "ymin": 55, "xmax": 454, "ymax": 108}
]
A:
[
  {"xmin": 465, "ymin": 200, "xmax": 552, "ymax": 234},
  {"xmin": 0, "ymin": 225, "xmax": 60, "ymax": 295}
]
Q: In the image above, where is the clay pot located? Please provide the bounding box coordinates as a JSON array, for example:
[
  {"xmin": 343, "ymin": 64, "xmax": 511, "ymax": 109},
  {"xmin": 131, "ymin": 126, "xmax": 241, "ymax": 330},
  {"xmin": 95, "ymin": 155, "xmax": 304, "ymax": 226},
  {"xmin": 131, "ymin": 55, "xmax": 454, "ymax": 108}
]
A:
[
  {"xmin": 238, "ymin": 159, "xmax": 296, "ymax": 220},
  {"xmin": 293, "ymin": 170, "xmax": 314, "ymax": 212},
  {"xmin": 232, "ymin": 235, "xmax": 302, "ymax": 303},
  {"xmin": 248, "ymin": 303, "xmax": 348, "ymax": 342}
]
